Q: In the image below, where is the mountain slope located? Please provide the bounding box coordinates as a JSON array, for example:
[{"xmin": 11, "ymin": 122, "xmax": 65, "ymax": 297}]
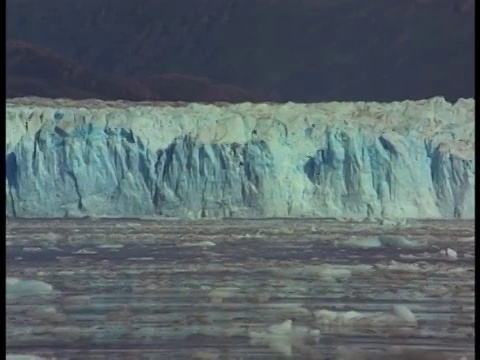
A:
[
  {"xmin": 6, "ymin": 0, "xmax": 475, "ymax": 102},
  {"xmin": 6, "ymin": 41, "xmax": 262, "ymax": 102}
]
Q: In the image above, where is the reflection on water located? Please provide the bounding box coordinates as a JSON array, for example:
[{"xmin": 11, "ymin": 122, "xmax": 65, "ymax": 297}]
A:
[{"xmin": 6, "ymin": 218, "xmax": 475, "ymax": 359}]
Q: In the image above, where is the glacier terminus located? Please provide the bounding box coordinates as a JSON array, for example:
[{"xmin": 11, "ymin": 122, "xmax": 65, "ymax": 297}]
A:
[{"xmin": 5, "ymin": 97, "xmax": 475, "ymax": 219}]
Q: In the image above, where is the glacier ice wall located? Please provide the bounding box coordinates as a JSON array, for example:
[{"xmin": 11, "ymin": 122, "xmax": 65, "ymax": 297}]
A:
[{"xmin": 5, "ymin": 97, "xmax": 475, "ymax": 219}]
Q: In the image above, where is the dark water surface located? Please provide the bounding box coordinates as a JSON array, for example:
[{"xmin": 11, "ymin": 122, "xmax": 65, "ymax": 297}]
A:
[{"xmin": 6, "ymin": 218, "xmax": 475, "ymax": 359}]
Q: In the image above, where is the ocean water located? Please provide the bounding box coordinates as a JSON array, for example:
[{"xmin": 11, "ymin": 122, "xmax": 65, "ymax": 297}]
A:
[{"xmin": 6, "ymin": 218, "xmax": 475, "ymax": 359}]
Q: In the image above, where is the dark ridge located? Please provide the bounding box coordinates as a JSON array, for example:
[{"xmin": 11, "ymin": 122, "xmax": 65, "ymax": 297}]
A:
[{"xmin": 6, "ymin": 0, "xmax": 474, "ymax": 102}]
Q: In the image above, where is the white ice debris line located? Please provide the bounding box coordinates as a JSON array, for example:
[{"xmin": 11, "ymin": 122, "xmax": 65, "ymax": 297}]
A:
[{"xmin": 247, "ymin": 304, "xmax": 418, "ymax": 357}]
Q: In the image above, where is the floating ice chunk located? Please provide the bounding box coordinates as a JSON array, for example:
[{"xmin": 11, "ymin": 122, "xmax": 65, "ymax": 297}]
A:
[
  {"xmin": 275, "ymin": 264, "xmax": 373, "ymax": 282},
  {"xmin": 249, "ymin": 319, "xmax": 321, "ymax": 357},
  {"xmin": 342, "ymin": 310, "xmax": 367, "ymax": 323},
  {"xmin": 441, "ymin": 247, "xmax": 458, "ymax": 260},
  {"xmin": 295, "ymin": 323, "xmax": 320, "ymax": 340},
  {"xmin": 377, "ymin": 235, "xmax": 421, "ymax": 249},
  {"xmin": 179, "ymin": 241, "xmax": 216, "ymax": 247},
  {"xmin": 314, "ymin": 306, "xmax": 417, "ymax": 330},
  {"xmin": 26, "ymin": 306, "xmax": 67, "ymax": 323},
  {"xmin": 28, "ymin": 305, "xmax": 58, "ymax": 315},
  {"xmin": 306, "ymin": 265, "xmax": 353, "ymax": 280},
  {"xmin": 6, "ymin": 277, "xmax": 54, "ymax": 297},
  {"xmin": 421, "ymin": 285, "xmax": 450, "ymax": 297},
  {"xmin": 335, "ymin": 236, "xmax": 382, "ymax": 248},
  {"xmin": 392, "ymin": 304, "xmax": 417, "ymax": 324},
  {"xmin": 268, "ymin": 319, "xmax": 292, "ymax": 334},
  {"xmin": 268, "ymin": 303, "xmax": 312, "ymax": 319},
  {"xmin": 47, "ymin": 246, "xmax": 63, "ymax": 251},
  {"xmin": 374, "ymin": 260, "xmax": 428, "ymax": 272},
  {"xmin": 271, "ymin": 342, "xmax": 293, "ymax": 357},
  {"xmin": 314, "ymin": 309, "xmax": 365, "ymax": 327},
  {"xmin": 209, "ymin": 287, "xmax": 240, "ymax": 304},
  {"xmin": 22, "ymin": 247, "xmax": 42, "ymax": 252},
  {"xmin": 313, "ymin": 309, "xmax": 337, "ymax": 323},
  {"xmin": 73, "ymin": 248, "xmax": 98, "ymax": 254},
  {"xmin": 97, "ymin": 244, "xmax": 124, "ymax": 249},
  {"xmin": 7, "ymin": 356, "xmax": 48, "ymax": 360},
  {"xmin": 381, "ymin": 218, "xmax": 408, "ymax": 227}
]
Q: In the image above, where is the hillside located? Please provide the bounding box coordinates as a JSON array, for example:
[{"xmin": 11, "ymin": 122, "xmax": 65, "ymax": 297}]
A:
[
  {"xmin": 6, "ymin": 0, "xmax": 474, "ymax": 102},
  {"xmin": 6, "ymin": 41, "xmax": 262, "ymax": 102}
]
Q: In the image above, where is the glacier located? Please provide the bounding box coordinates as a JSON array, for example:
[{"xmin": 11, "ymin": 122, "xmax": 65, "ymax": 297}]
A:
[{"xmin": 5, "ymin": 97, "xmax": 475, "ymax": 219}]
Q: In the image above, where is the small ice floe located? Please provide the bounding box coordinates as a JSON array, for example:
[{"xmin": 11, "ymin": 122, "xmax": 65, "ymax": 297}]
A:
[
  {"xmin": 97, "ymin": 244, "xmax": 124, "ymax": 249},
  {"xmin": 209, "ymin": 287, "xmax": 240, "ymax": 304},
  {"xmin": 313, "ymin": 304, "xmax": 417, "ymax": 330},
  {"xmin": 275, "ymin": 265, "xmax": 361, "ymax": 282},
  {"xmin": 7, "ymin": 355, "xmax": 48, "ymax": 360},
  {"xmin": 421, "ymin": 285, "xmax": 451, "ymax": 297},
  {"xmin": 22, "ymin": 247, "xmax": 42, "ymax": 252},
  {"xmin": 72, "ymin": 248, "xmax": 98, "ymax": 255},
  {"xmin": 267, "ymin": 303, "xmax": 312, "ymax": 319},
  {"xmin": 191, "ymin": 350, "xmax": 221, "ymax": 360},
  {"xmin": 47, "ymin": 247, "xmax": 63, "ymax": 251},
  {"xmin": 26, "ymin": 306, "xmax": 67, "ymax": 323},
  {"xmin": 179, "ymin": 241, "xmax": 216, "ymax": 248},
  {"xmin": 127, "ymin": 257, "xmax": 155, "ymax": 261},
  {"xmin": 440, "ymin": 247, "xmax": 458, "ymax": 260},
  {"xmin": 248, "ymin": 320, "xmax": 321, "ymax": 357},
  {"xmin": 399, "ymin": 253, "xmax": 422, "ymax": 260},
  {"xmin": 6, "ymin": 277, "xmax": 54, "ymax": 297},
  {"xmin": 336, "ymin": 235, "xmax": 421, "ymax": 249},
  {"xmin": 335, "ymin": 236, "xmax": 382, "ymax": 249},
  {"xmin": 392, "ymin": 304, "xmax": 417, "ymax": 325},
  {"xmin": 269, "ymin": 319, "xmax": 294, "ymax": 334},
  {"xmin": 374, "ymin": 260, "xmax": 429, "ymax": 273},
  {"xmin": 378, "ymin": 218, "xmax": 400, "ymax": 226},
  {"xmin": 233, "ymin": 232, "xmax": 258, "ymax": 239},
  {"xmin": 313, "ymin": 309, "xmax": 369, "ymax": 328},
  {"xmin": 377, "ymin": 235, "xmax": 421, "ymax": 249}
]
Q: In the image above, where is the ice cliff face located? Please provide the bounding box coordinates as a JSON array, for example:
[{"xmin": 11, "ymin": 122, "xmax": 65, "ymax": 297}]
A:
[{"xmin": 6, "ymin": 97, "xmax": 475, "ymax": 219}]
